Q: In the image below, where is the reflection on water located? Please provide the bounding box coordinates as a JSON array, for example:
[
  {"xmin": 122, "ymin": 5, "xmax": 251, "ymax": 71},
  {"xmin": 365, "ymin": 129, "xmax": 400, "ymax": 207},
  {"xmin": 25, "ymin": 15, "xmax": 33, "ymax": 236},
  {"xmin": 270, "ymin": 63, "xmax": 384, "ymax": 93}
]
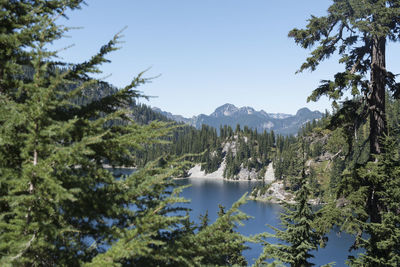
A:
[
  {"xmin": 113, "ymin": 168, "xmax": 357, "ymax": 266},
  {"xmin": 174, "ymin": 178, "xmax": 358, "ymax": 266}
]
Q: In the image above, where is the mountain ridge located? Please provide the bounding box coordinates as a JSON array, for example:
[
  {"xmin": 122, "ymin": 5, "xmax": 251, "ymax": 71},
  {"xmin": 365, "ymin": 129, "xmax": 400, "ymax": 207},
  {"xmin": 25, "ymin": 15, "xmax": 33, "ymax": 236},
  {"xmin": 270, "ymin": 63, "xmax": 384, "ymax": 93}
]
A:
[{"xmin": 152, "ymin": 103, "xmax": 323, "ymax": 135}]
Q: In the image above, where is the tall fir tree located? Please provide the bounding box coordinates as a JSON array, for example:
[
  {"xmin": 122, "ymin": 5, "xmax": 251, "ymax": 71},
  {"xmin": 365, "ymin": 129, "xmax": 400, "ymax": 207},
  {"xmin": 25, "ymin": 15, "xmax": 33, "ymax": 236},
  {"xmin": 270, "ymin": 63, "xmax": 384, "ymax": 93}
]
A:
[
  {"xmin": 345, "ymin": 136, "xmax": 400, "ymax": 266},
  {"xmin": 256, "ymin": 144, "xmax": 323, "ymax": 267},
  {"xmin": 0, "ymin": 1, "xmax": 252, "ymax": 266},
  {"xmin": 289, "ymin": 0, "xmax": 400, "ymax": 263},
  {"xmin": 289, "ymin": 0, "xmax": 400, "ymax": 156},
  {"xmin": 177, "ymin": 195, "xmax": 251, "ymax": 266},
  {"xmin": 0, "ymin": 1, "xmax": 185, "ymax": 264}
]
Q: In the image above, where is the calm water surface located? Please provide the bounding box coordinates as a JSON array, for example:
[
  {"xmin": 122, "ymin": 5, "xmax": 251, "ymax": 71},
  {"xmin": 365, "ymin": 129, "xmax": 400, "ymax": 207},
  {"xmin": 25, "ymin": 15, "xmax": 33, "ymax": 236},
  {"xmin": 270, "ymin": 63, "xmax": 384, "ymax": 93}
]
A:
[{"xmin": 174, "ymin": 178, "xmax": 359, "ymax": 267}]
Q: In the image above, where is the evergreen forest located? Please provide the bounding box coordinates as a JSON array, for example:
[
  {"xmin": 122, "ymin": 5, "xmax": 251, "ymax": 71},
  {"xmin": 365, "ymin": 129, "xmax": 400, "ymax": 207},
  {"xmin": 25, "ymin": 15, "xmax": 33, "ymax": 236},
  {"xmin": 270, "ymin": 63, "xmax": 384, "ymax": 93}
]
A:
[{"xmin": 1, "ymin": 1, "xmax": 400, "ymax": 266}]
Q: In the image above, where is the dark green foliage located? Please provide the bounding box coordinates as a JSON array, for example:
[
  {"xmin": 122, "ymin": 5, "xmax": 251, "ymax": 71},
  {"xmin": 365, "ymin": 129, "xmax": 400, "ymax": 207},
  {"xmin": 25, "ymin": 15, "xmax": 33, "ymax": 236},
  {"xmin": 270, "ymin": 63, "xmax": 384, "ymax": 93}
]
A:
[
  {"xmin": 133, "ymin": 123, "xmax": 219, "ymax": 168},
  {"xmin": 310, "ymin": 142, "xmax": 323, "ymax": 158},
  {"xmin": 329, "ymin": 157, "xmax": 345, "ymax": 193},
  {"xmin": 223, "ymin": 148, "xmax": 240, "ymax": 178},
  {"xmin": 131, "ymin": 102, "xmax": 172, "ymax": 125},
  {"xmin": 289, "ymin": 0, "xmax": 400, "ymax": 117},
  {"xmin": 308, "ymin": 167, "xmax": 322, "ymax": 198},
  {"xmin": 273, "ymin": 135, "xmax": 301, "ymax": 184},
  {"xmin": 257, "ymin": 175, "xmax": 323, "ymax": 267},
  {"xmin": 0, "ymin": 0, "xmax": 82, "ymax": 95},
  {"xmin": 290, "ymin": 1, "xmax": 400, "ymax": 264},
  {"xmin": 341, "ymin": 137, "xmax": 400, "ymax": 267},
  {"xmin": 235, "ymin": 124, "xmax": 241, "ymax": 133},
  {"xmin": 0, "ymin": 1, "xmax": 253, "ymax": 266},
  {"xmin": 201, "ymin": 146, "xmax": 223, "ymax": 174},
  {"xmin": 386, "ymin": 94, "xmax": 400, "ymax": 139},
  {"xmin": 313, "ymin": 135, "xmax": 400, "ymax": 267},
  {"xmin": 251, "ymin": 183, "xmax": 271, "ymax": 198},
  {"xmin": 90, "ymin": 193, "xmax": 251, "ymax": 267},
  {"xmin": 0, "ymin": 4, "xmax": 183, "ymax": 263},
  {"xmin": 138, "ymin": 120, "xmax": 278, "ymax": 180},
  {"xmin": 220, "ymin": 125, "xmax": 234, "ymax": 139},
  {"xmin": 135, "ymin": 194, "xmax": 251, "ymax": 267},
  {"xmin": 199, "ymin": 210, "xmax": 209, "ymax": 230},
  {"xmin": 222, "ymin": 129, "xmax": 275, "ymax": 180}
]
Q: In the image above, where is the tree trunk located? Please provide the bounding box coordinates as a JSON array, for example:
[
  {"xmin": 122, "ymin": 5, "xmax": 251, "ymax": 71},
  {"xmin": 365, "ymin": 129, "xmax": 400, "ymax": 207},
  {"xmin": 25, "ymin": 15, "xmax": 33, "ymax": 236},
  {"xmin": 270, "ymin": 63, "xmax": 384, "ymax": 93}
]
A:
[
  {"xmin": 369, "ymin": 36, "xmax": 387, "ymax": 155},
  {"xmin": 368, "ymin": 36, "xmax": 387, "ymax": 224}
]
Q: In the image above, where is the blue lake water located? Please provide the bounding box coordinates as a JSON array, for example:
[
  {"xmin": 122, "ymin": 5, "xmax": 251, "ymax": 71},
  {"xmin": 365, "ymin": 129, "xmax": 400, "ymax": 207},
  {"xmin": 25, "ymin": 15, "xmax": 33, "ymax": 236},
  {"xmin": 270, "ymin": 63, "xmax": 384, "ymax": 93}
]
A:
[{"xmin": 173, "ymin": 178, "xmax": 359, "ymax": 267}]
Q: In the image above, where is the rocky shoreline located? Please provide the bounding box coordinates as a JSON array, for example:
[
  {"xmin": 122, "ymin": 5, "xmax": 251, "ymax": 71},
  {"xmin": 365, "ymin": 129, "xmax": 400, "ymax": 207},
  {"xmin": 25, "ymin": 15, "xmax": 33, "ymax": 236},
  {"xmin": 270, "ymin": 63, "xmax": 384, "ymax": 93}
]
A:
[
  {"xmin": 186, "ymin": 162, "xmax": 296, "ymax": 203},
  {"xmin": 186, "ymin": 162, "xmax": 275, "ymax": 182},
  {"xmin": 185, "ymin": 163, "xmax": 323, "ymax": 205},
  {"xmin": 249, "ymin": 180, "xmax": 295, "ymax": 204}
]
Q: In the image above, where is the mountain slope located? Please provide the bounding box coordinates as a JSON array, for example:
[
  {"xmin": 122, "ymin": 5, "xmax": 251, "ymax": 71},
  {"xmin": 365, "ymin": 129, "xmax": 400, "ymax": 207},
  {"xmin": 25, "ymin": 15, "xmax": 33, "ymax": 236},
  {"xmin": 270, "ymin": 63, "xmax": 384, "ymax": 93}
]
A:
[{"xmin": 152, "ymin": 104, "xmax": 323, "ymax": 135}]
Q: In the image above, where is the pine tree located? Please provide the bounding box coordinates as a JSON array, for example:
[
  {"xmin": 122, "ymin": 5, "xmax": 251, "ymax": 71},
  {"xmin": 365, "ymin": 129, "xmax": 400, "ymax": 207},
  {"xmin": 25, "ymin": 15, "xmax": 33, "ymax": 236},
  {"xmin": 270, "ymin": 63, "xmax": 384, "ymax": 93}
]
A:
[
  {"xmin": 0, "ymin": 2, "xmax": 253, "ymax": 266},
  {"xmin": 198, "ymin": 210, "xmax": 209, "ymax": 230},
  {"xmin": 257, "ymin": 141, "xmax": 324, "ymax": 267},
  {"xmin": 143, "ymin": 194, "xmax": 251, "ymax": 267},
  {"xmin": 191, "ymin": 195, "xmax": 250, "ymax": 266},
  {"xmin": 345, "ymin": 136, "xmax": 400, "ymax": 266},
  {"xmin": 289, "ymin": 0, "xmax": 400, "ymax": 156},
  {"xmin": 0, "ymin": 0, "xmax": 82, "ymax": 95},
  {"xmin": 256, "ymin": 172, "xmax": 323, "ymax": 267},
  {"xmin": 0, "ymin": 1, "xmax": 188, "ymax": 264},
  {"xmin": 290, "ymin": 1, "xmax": 400, "ymax": 263}
]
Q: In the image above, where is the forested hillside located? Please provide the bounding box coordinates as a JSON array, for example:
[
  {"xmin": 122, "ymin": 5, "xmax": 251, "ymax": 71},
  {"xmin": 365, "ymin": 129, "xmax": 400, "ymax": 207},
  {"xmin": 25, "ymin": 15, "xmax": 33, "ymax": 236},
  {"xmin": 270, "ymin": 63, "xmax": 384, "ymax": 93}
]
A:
[
  {"xmin": 134, "ymin": 118, "xmax": 279, "ymax": 180},
  {"xmin": 251, "ymin": 94, "xmax": 400, "ymax": 200},
  {"xmin": 134, "ymin": 96, "xmax": 400, "ymax": 204}
]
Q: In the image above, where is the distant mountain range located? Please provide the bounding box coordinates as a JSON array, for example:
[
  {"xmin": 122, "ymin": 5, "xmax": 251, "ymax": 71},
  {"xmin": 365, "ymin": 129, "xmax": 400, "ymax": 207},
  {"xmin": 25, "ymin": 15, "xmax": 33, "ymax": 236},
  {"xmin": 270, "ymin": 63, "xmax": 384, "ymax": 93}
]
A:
[{"xmin": 152, "ymin": 103, "xmax": 323, "ymax": 135}]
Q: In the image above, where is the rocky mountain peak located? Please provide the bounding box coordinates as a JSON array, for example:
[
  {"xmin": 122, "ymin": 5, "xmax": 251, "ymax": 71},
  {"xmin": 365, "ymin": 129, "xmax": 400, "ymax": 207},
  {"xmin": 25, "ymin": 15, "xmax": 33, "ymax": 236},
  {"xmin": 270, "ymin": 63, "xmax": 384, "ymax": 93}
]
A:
[
  {"xmin": 152, "ymin": 104, "xmax": 323, "ymax": 135},
  {"xmin": 260, "ymin": 110, "xmax": 269, "ymax": 117},
  {"xmin": 238, "ymin": 106, "xmax": 256, "ymax": 115},
  {"xmin": 295, "ymin": 107, "xmax": 321, "ymax": 118},
  {"xmin": 296, "ymin": 107, "xmax": 312, "ymax": 116},
  {"xmin": 211, "ymin": 103, "xmax": 239, "ymax": 117}
]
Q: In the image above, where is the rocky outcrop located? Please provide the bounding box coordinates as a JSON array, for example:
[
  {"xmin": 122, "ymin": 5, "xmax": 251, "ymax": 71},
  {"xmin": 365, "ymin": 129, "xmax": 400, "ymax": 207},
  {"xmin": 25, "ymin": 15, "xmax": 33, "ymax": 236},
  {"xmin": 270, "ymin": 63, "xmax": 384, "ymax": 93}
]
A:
[
  {"xmin": 264, "ymin": 163, "xmax": 275, "ymax": 183},
  {"xmin": 250, "ymin": 180, "xmax": 295, "ymax": 204},
  {"xmin": 187, "ymin": 161, "xmax": 226, "ymax": 180},
  {"xmin": 187, "ymin": 162, "xmax": 275, "ymax": 182},
  {"xmin": 187, "ymin": 162, "xmax": 259, "ymax": 181}
]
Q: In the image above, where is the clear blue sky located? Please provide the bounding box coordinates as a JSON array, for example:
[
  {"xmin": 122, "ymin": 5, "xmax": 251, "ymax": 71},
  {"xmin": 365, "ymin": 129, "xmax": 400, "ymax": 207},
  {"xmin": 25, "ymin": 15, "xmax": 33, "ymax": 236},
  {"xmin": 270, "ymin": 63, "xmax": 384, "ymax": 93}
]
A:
[{"xmin": 55, "ymin": 0, "xmax": 400, "ymax": 117}]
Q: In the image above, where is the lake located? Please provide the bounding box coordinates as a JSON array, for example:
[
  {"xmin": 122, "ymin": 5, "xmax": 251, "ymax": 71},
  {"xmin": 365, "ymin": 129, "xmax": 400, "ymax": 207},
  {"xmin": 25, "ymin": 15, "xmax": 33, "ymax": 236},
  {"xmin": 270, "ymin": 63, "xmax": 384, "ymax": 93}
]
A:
[{"xmin": 173, "ymin": 177, "xmax": 359, "ymax": 267}]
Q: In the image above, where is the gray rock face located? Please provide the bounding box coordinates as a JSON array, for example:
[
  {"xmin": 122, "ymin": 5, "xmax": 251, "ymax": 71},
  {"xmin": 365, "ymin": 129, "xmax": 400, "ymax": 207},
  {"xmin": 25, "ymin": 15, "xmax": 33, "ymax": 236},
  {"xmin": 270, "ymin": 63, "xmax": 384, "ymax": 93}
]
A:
[{"xmin": 152, "ymin": 103, "xmax": 323, "ymax": 135}]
